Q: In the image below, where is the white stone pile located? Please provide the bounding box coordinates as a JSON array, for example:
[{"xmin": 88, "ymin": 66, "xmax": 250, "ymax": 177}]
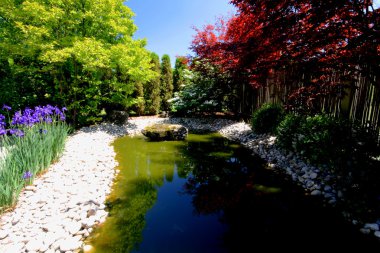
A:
[{"xmin": 0, "ymin": 125, "xmax": 123, "ymax": 253}]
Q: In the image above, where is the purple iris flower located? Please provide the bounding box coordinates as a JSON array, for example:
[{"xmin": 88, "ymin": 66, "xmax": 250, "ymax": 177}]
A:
[
  {"xmin": 9, "ymin": 129, "xmax": 24, "ymax": 137},
  {"xmin": 39, "ymin": 129, "xmax": 48, "ymax": 134},
  {"xmin": 0, "ymin": 114, "xmax": 7, "ymax": 135},
  {"xmin": 11, "ymin": 105, "xmax": 67, "ymax": 127},
  {"xmin": 22, "ymin": 171, "xmax": 33, "ymax": 179},
  {"xmin": 2, "ymin": 105, "xmax": 11, "ymax": 111},
  {"xmin": 0, "ymin": 114, "xmax": 5, "ymax": 127}
]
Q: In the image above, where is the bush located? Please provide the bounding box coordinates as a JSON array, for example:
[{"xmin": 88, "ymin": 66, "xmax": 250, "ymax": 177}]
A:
[
  {"xmin": 276, "ymin": 113, "xmax": 304, "ymax": 151},
  {"xmin": 251, "ymin": 103, "xmax": 285, "ymax": 134},
  {"xmin": 296, "ymin": 114, "xmax": 351, "ymax": 165},
  {"xmin": 276, "ymin": 113, "xmax": 353, "ymax": 165}
]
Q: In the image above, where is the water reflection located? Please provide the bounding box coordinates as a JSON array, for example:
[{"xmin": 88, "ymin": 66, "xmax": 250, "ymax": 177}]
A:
[
  {"xmin": 87, "ymin": 133, "xmax": 379, "ymax": 253},
  {"xmin": 87, "ymin": 135, "xmax": 187, "ymax": 253}
]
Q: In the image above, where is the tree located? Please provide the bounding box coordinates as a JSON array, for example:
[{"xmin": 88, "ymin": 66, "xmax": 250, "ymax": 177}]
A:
[
  {"xmin": 144, "ymin": 53, "xmax": 162, "ymax": 114},
  {"xmin": 160, "ymin": 54, "xmax": 173, "ymax": 111},
  {"xmin": 131, "ymin": 81, "xmax": 145, "ymax": 116},
  {"xmin": 171, "ymin": 59, "xmax": 235, "ymax": 115},
  {"xmin": 0, "ymin": 0, "xmax": 154, "ymax": 126},
  {"xmin": 173, "ymin": 56, "xmax": 189, "ymax": 92},
  {"xmin": 191, "ymin": 0, "xmax": 379, "ymax": 114}
]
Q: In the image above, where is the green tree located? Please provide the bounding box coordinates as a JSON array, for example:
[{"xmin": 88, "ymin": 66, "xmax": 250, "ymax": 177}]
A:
[
  {"xmin": 173, "ymin": 56, "xmax": 188, "ymax": 92},
  {"xmin": 171, "ymin": 59, "xmax": 234, "ymax": 115},
  {"xmin": 144, "ymin": 53, "xmax": 161, "ymax": 115},
  {"xmin": 160, "ymin": 54, "xmax": 173, "ymax": 111},
  {"xmin": 0, "ymin": 0, "xmax": 153, "ymax": 126},
  {"xmin": 131, "ymin": 81, "xmax": 145, "ymax": 116}
]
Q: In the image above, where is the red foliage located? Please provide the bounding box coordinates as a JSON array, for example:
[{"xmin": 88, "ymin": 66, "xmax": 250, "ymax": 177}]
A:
[
  {"xmin": 191, "ymin": 0, "xmax": 379, "ymax": 105},
  {"xmin": 177, "ymin": 56, "xmax": 189, "ymax": 66}
]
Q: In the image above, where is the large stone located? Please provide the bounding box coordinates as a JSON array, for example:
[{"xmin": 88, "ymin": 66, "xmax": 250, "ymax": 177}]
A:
[
  {"xmin": 141, "ymin": 124, "xmax": 188, "ymax": 141},
  {"xmin": 108, "ymin": 110, "xmax": 128, "ymax": 125}
]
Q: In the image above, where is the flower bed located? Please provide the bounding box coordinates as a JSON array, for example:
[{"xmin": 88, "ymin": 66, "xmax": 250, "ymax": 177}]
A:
[{"xmin": 0, "ymin": 105, "xmax": 70, "ymax": 211}]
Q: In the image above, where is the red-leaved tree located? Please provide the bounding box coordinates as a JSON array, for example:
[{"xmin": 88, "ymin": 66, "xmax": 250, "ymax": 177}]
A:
[{"xmin": 191, "ymin": 0, "xmax": 379, "ymax": 114}]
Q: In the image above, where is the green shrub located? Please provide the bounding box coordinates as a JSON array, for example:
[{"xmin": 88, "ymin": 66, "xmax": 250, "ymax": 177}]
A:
[
  {"xmin": 297, "ymin": 114, "xmax": 351, "ymax": 164},
  {"xmin": 277, "ymin": 113, "xmax": 380, "ymax": 168},
  {"xmin": 276, "ymin": 113, "xmax": 304, "ymax": 151},
  {"xmin": 251, "ymin": 103, "xmax": 285, "ymax": 134}
]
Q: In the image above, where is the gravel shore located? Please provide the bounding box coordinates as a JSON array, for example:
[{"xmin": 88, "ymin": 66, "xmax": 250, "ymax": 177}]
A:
[{"xmin": 0, "ymin": 116, "xmax": 378, "ymax": 252}]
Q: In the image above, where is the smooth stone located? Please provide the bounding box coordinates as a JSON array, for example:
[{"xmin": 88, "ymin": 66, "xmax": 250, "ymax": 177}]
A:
[
  {"xmin": 309, "ymin": 173, "xmax": 318, "ymax": 179},
  {"xmin": 305, "ymin": 181, "xmax": 314, "ymax": 188},
  {"xmin": 3, "ymin": 243, "xmax": 24, "ymax": 252},
  {"xmin": 87, "ymin": 209, "xmax": 96, "ymax": 218},
  {"xmin": 83, "ymin": 244, "xmax": 93, "ymax": 252},
  {"xmin": 82, "ymin": 217, "xmax": 96, "ymax": 229},
  {"xmin": 0, "ymin": 231, "xmax": 8, "ymax": 240},
  {"xmin": 59, "ymin": 237, "xmax": 82, "ymax": 252},
  {"xmin": 310, "ymin": 190, "xmax": 321, "ymax": 196},
  {"xmin": 360, "ymin": 228, "xmax": 371, "ymax": 234},
  {"xmin": 364, "ymin": 223, "xmax": 379, "ymax": 231},
  {"xmin": 65, "ymin": 222, "xmax": 82, "ymax": 235},
  {"xmin": 25, "ymin": 185, "xmax": 37, "ymax": 192},
  {"xmin": 11, "ymin": 217, "xmax": 20, "ymax": 226},
  {"xmin": 25, "ymin": 239, "xmax": 44, "ymax": 252},
  {"xmin": 39, "ymin": 242, "xmax": 49, "ymax": 252},
  {"xmin": 328, "ymin": 199, "xmax": 336, "ymax": 205}
]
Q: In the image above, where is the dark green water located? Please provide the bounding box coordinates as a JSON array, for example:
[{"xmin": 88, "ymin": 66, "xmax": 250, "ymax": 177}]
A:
[{"xmin": 87, "ymin": 133, "xmax": 379, "ymax": 252}]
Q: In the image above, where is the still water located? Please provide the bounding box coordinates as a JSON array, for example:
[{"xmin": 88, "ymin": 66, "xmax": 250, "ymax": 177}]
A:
[{"xmin": 87, "ymin": 133, "xmax": 378, "ymax": 252}]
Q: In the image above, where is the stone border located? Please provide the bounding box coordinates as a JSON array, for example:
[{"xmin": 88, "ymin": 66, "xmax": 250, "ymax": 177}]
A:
[{"xmin": 215, "ymin": 121, "xmax": 380, "ymax": 240}]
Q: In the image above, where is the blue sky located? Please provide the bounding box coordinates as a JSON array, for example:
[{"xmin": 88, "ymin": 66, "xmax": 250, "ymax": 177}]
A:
[
  {"xmin": 125, "ymin": 0, "xmax": 236, "ymax": 66},
  {"xmin": 125, "ymin": 0, "xmax": 380, "ymax": 66}
]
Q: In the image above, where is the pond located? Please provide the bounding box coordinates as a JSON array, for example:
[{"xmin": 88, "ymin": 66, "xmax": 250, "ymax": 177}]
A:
[{"xmin": 86, "ymin": 133, "xmax": 379, "ymax": 252}]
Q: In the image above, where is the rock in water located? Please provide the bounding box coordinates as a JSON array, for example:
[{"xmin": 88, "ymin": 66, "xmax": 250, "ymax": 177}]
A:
[{"xmin": 141, "ymin": 124, "xmax": 188, "ymax": 141}]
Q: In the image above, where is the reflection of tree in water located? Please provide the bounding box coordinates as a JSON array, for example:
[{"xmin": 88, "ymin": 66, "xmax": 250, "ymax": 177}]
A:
[
  {"xmin": 88, "ymin": 178, "xmax": 158, "ymax": 253},
  {"xmin": 178, "ymin": 135, "xmax": 265, "ymax": 215},
  {"xmin": 87, "ymin": 136, "xmax": 183, "ymax": 253},
  {"xmin": 179, "ymin": 135, "xmax": 378, "ymax": 251}
]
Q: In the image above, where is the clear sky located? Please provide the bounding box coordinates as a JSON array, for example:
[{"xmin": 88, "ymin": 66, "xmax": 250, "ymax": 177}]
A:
[
  {"xmin": 125, "ymin": 0, "xmax": 380, "ymax": 66},
  {"xmin": 125, "ymin": 0, "xmax": 236, "ymax": 66}
]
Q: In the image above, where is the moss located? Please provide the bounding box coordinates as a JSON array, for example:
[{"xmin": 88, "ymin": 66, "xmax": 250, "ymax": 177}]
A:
[
  {"xmin": 144, "ymin": 124, "xmax": 179, "ymax": 132},
  {"xmin": 142, "ymin": 124, "xmax": 188, "ymax": 141}
]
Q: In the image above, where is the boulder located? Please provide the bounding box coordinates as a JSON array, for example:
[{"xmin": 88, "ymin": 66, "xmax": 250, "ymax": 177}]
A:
[
  {"xmin": 141, "ymin": 124, "xmax": 188, "ymax": 141},
  {"xmin": 108, "ymin": 110, "xmax": 128, "ymax": 125}
]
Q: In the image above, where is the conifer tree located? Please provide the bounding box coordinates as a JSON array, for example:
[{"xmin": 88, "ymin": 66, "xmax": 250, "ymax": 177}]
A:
[
  {"xmin": 173, "ymin": 56, "xmax": 188, "ymax": 92},
  {"xmin": 160, "ymin": 54, "xmax": 173, "ymax": 111},
  {"xmin": 131, "ymin": 81, "xmax": 145, "ymax": 116},
  {"xmin": 144, "ymin": 53, "xmax": 162, "ymax": 114}
]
